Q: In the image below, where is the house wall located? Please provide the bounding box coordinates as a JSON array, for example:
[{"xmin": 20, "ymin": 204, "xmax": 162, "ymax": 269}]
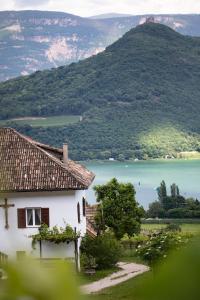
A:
[{"xmin": 0, "ymin": 190, "xmax": 86, "ymax": 260}]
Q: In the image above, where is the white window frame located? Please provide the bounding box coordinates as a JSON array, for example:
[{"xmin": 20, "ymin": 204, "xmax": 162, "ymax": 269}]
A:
[{"xmin": 26, "ymin": 208, "xmax": 41, "ymax": 228}]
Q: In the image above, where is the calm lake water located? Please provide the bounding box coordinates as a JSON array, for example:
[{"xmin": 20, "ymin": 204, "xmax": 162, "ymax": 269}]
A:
[{"xmin": 85, "ymin": 160, "xmax": 200, "ymax": 209}]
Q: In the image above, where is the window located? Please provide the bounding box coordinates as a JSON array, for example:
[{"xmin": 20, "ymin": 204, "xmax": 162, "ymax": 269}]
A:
[
  {"xmin": 82, "ymin": 197, "xmax": 86, "ymax": 217},
  {"xmin": 26, "ymin": 208, "xmax": 41, "ymax": 227},
  {"xmin": 18, "ymin": 208, "xmax": 49, "ymax": 228},
  {"xmin": 77, "ymin": 203, "xmax": 80, "ymax": 224}
]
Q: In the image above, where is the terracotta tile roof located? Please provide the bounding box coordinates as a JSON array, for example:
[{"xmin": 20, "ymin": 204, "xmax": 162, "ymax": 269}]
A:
[
  {"xmin": 86, "ymin": 204, "xmax": 98, "ymax": 237},
  {"xmin": 0, "ymin": 128, "xmax": 95, "ymax": 192},
  {"xmin": 86, "ymin": 204, "xmax": 99, "ymax": 225}
]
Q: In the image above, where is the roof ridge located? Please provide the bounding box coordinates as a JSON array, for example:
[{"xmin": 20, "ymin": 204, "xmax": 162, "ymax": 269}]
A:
[
  {"xmin": 11, "ymin": 128, "xmax": 63, "ymax": 153},
  {"xmin": 6, "ymin": 128, "xmax": 91, "ymax": 188}
]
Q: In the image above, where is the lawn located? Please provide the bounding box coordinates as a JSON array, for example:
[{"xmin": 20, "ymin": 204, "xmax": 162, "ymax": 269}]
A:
[
  {"xmin": 0, "ymin": 115, "xmax": 81, "ymax": 127},
  {"xmin": 87, "ymin": 273, "xmax": 148, "ymax": 300},
  {"xmin": 84, "ymin": 223, "xmax": 200, "ymax": 300},
  {"xmin": 141, "ymin": 223, "xmax": 200, "ymax": 234},
  {"xmin": 79, "ymin": 267, "xmax": 120, "ymax": 285}
]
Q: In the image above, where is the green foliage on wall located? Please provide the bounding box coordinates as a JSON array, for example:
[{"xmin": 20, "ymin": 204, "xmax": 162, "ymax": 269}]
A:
[{"xmin": 31, "ymin": 224, "xmax": 79, "ymax": 249}]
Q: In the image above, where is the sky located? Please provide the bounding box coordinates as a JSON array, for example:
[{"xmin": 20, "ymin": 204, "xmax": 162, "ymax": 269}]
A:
[{"xmin": 0, "ymin": 0, "xmax": 200, "ymax": 17}]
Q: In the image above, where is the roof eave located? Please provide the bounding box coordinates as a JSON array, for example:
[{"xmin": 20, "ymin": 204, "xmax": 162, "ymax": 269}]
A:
[{"xmin": 0, "ymin": 187, "xmax": 89, "ymax": 193}]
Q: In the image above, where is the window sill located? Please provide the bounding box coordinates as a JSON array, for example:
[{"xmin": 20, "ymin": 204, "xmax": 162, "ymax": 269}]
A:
[{"xmin": 26, "ymin": 226, "xmax": 41, "ymax": 228}]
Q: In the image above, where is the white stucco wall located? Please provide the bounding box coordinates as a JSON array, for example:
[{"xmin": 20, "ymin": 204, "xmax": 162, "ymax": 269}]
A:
[{"xmin": 0, "ymin": 190, "xmax": 86, "ymax": 260}]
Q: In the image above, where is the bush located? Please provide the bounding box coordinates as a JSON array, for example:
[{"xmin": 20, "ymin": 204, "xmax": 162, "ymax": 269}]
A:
[
  {"xmin": 80, "ymin": 253, "xmax": 96, "ymax": 270},
  {"xmin": 165, "ymin": 223, "xmax": 181, "ymax": 232},
  {"xmin": 80, "ymin": 232, "xmax": 122, "ymax": 270},
  {"xmin": 136, "ymin": 231, "xmax": 190, "ymax": 266},
  {"xmin": 121, "ymin": 234, "xmax": 149, "ymax": 249},
  {"xmin": 147, "ymin": 201, "xmax": 166, "ymax": 218},
  {"xmin": 167, "ymin": 208, "xmax": 200, "ymax": 218},
  {"xmin": 0, "ymin": 259, "xmax": 79, "ymax": 299}
]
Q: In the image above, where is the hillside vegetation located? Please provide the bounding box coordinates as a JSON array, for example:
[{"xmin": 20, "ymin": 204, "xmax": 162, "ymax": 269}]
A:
[
  {"xmin": 1, "ymin": 11, "xmax": 200, "ymax": 81},
  {"xmin": 1, "ymin": 23, "xmax": 200, "ymax": 160}
]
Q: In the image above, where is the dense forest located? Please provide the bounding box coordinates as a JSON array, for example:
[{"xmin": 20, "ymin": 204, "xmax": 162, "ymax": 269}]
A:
[{"xmin": 1, "ymin": 23, "xmax": 200, "ymax": 160}]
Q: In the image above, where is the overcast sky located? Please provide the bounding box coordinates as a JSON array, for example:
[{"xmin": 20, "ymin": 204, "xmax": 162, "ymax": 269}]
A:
[{"xmin": 0, "ymin": 0, "xmax": 200, "ymax": 17}]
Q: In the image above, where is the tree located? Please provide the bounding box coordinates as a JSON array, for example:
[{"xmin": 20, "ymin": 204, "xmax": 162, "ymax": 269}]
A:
[
  {"xmin": 147, "ymin": 201, "xmax": 165, "ymax": 218},
  {"xmin": 149, "ymin": 181, "xmax": 200, "ymax": 218},
  {"xmin": 185, "ymin": 198, "xmax": 200, "ymax": 210},
  {"xmin": 118, "ymin": 154, "xmax": 125, "ymax": 161},
  {"xmin": 94, "ymin": 178, "xmax": 142, "ymax": 239},
  {"xmin": 170, "ymin": 183, "xmax": 179, "ymax": 198},
  {"xmin": 157, "ymin": 181, "xmax": 179, "ymax": 210},
  {"xmin": 157, "ymin": 180, "xmax": 167, "ymax": 205}
]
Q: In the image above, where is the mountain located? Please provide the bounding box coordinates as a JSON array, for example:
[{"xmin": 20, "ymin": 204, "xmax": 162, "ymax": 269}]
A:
[
  {"xmin": 1, "ymin": 11, "xmax": 200, "ymax": 82},
  {"xmin": 89, "ymin": 13, "xmax": 133, "ymax": 19},
  {"xmin": 1, "ymin": 22, "xmax": 200, "ymax": 160},
  {"xmin": 0, "ymin": 10, "xmax": 123, "ymax": 81}
]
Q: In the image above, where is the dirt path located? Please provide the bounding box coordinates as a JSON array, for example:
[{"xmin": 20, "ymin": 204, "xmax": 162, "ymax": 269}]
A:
[{"xmin": 81, "ymin": 262, "xmax": 149, "ymax": 294}]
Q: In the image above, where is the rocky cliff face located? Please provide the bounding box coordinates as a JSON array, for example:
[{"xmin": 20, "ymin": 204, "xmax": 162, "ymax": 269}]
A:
[
  {"xmin": 0, "ymin": 11, "xmax": 108, "ymax": 81},
  {"xmin": 0, "ymin": 11, "xmax": 200, "ymax": 82}
]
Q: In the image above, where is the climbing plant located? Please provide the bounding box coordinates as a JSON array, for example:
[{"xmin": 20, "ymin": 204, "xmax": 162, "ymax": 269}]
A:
[{"xmin": 31, "ymin": 224, "xmax": 80, "ymax": 249}]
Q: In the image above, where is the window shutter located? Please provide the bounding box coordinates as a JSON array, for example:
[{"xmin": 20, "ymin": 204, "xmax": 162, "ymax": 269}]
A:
[
  {"xmin": 77, "ymin": 203, "xmax": 80, "ymax": 223},
  {"xmin": 17, "ymin": 209, "xmax": 26, "ymax": 228},
  {"xmin": 82, "ymin": 198, "xmax": 86, "ymax": 217},
  {"xmin": 41, "ymin": 208, "xmax": 49, "ymax": 226}
]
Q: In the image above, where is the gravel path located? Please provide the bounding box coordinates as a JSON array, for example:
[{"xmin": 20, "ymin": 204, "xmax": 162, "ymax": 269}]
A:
[{"xmin": 81, "ymin": 262, "xmax": 149, "ymax": 294}]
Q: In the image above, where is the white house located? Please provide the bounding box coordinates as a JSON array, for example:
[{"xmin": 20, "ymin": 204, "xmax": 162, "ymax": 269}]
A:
[{"xmin": 0, "ymin": 128, "xmax": 95, "ymax": 268}]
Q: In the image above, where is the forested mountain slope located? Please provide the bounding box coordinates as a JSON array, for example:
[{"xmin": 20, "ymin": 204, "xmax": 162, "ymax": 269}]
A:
[{"xmin": 1, "ymin": 23, "xmax": 200, "ymax": 160}]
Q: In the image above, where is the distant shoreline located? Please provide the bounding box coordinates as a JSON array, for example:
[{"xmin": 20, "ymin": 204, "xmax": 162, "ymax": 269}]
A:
[{"xmin": 82, "ymin": 157, "xmax": 200, "ymax": 163}]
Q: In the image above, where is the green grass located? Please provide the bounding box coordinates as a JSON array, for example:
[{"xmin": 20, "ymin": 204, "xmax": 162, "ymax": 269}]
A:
[
  {"xmin": 0, "ymin": 115, "xmax": 80, "ymax": 127},
  {"xmin": 85, "ymin": 222, "xmax": 200, "ymax": 299},
  {"xmin": 141, "ymin": 223, "xmax": 200, "ymax": 234},
  {"xmin": 79, "ymin": 267, "xmax": 120, "ymax": 285},
  {"xmin": 180, "ymin": 224, "xmax": 200, "ymax": 233},
  {"xmin": 119, "ymin": 248, "xmax": 146, "ymax": 264},
  {"xmin": 87, "ymin": 273, "xmax": 149, "ymax": 300}
]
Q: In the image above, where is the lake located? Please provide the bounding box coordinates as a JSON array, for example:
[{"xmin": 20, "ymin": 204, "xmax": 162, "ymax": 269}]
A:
[{"xmin": 85, "ymin": 160, "xmax": 200, "ymax": 209}]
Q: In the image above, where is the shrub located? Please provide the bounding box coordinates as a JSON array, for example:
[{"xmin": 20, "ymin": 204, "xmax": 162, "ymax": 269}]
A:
[
  {"xmin": 136, "ymin": 231, "xmax": 190, "ymax": 266},
  {"xmin": 167, "ymin": 208, "xmax": 200, "ymax": 218},
  {"xmin": 165, "ymin": 223, "xmax": 181, "ymax": 232},
  {"xmin": 121, "ymin": 234, "xmax": 149, "ymax": 249},
  {"xmin": 80, "ymin": 232, "xmax": 122, "ymax": 270},
  {"xmin": 0, "ymin": 259, "xmax": 79, "ymax": 299},
  {"xmin": 147, "ymin": 201, "xmax": 166, "ymax": 218},
  {"xmin": 80, "ymin": 253, "xmax": 96, "ymax": 270}
]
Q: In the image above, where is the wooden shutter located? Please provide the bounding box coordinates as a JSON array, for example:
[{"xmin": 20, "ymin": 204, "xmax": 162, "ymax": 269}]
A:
[
  {"xmin": 17, "ymin": 209, "xmax": 26, "ymax": 228},
  {"xmin": 41, "ymin": 208, "xmax": 49, "ymax": 226},
  {"xmin": 77, "ymin": 203, "xmax": 80, "ymax": 224},
  {"xmin": 82, "ymin": 198, "xmax": 86, "ymax": 217}
]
